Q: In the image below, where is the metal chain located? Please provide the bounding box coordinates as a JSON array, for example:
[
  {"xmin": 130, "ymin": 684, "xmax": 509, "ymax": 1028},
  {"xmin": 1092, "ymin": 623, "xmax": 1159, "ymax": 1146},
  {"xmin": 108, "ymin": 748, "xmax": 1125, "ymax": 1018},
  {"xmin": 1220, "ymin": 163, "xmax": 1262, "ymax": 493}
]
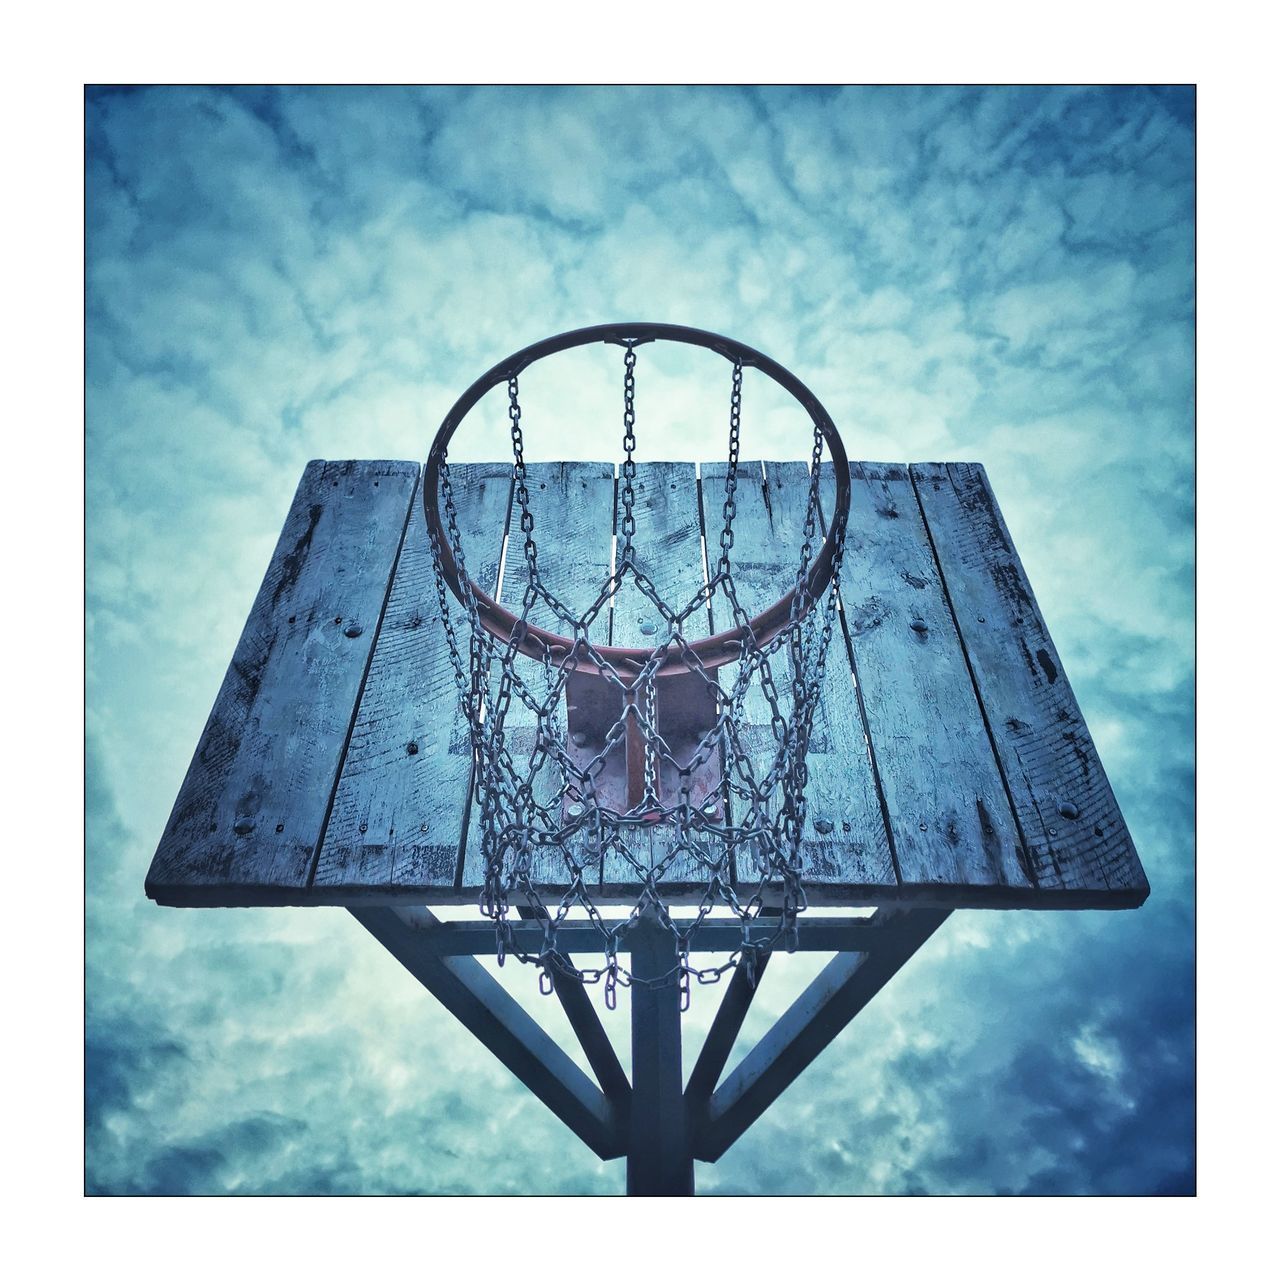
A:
[{"xmin": 427, "ymin": 342, "xmax": 844, "ymax": 1004}]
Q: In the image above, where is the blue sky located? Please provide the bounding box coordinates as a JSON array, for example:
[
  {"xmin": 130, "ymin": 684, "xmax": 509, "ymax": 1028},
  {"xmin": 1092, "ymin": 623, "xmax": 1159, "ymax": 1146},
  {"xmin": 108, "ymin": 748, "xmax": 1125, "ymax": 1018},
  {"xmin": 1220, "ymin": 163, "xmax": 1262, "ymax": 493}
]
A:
[{"xmin": 86, "ymin": 85, "xmax": 1193, "ymax": 1195}]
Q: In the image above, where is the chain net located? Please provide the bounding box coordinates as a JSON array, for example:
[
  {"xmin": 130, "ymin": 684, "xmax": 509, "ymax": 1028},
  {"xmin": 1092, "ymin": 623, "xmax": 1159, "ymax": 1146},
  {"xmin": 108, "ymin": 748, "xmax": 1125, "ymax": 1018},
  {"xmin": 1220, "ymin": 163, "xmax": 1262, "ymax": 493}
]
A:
[{"xmin": 428, "ymin": 341, "xmax": 845, "ymax": 1005}]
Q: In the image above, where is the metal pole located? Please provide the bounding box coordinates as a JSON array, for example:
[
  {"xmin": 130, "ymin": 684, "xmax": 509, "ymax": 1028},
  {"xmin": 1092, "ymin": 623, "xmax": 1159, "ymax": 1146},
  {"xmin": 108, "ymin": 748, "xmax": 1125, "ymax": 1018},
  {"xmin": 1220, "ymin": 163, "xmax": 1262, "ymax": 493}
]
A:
[{"xmin": 626, "ymin": 909, "xmax": 693, "ymax": 1196}]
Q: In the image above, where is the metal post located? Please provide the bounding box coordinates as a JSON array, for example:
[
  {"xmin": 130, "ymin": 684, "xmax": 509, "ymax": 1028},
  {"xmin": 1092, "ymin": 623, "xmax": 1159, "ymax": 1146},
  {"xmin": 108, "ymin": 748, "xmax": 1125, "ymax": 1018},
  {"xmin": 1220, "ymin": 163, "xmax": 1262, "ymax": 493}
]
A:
[{"xmin": 626, "ymin": 909, "xmax": 693, "ymax": 1196}]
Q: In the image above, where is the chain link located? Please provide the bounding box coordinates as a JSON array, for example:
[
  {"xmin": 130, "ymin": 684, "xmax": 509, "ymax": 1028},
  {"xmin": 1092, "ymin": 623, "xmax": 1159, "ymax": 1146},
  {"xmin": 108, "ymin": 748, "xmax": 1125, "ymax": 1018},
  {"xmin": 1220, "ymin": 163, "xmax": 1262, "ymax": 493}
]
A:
[{"xmin": 428, "ymin": 342, "xmax": 843, "ymax": 1006}]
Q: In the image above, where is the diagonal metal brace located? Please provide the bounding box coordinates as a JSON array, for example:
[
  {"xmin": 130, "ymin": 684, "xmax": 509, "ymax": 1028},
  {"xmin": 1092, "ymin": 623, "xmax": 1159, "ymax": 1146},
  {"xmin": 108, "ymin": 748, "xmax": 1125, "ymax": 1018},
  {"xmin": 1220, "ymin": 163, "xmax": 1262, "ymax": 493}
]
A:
[
  {"xmin": 690, "ymin": 907, "xmax": 950, "ymax": 1162},
  {"xmin": 516, "ymin": 906, "xmax": 631, "ymax": 1107},
  {"xmin": 351, "ymin": 905, "xmax": 627, "ymax": 1160}
]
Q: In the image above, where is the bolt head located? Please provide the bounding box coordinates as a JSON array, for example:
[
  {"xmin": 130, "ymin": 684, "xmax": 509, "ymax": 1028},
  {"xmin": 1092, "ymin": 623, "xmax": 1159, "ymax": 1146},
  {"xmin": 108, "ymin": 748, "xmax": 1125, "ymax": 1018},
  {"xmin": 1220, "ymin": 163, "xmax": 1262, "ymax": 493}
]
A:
[
  {"xmin": 1057, "ymin": 801, "xmax": 1080, "ymax": 821},
  {"xmin": 344, "ymin": 622, "xmax": 363, "ymax": 638},
  {"xmin": 233, "ymin": 816, "xmax": 254, "ymax": 836}
]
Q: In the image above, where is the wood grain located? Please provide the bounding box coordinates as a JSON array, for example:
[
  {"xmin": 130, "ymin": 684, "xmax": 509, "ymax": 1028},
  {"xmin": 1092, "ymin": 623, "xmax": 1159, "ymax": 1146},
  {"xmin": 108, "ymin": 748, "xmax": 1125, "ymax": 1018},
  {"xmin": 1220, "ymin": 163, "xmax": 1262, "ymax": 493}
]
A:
[
  {"xmin": 316, "ymin": 463, "xmax": 512, "ymax": 896},
  {"xmin": 459, "ymin": 462, "xmax": 617, "ymax": 897},
  {"xmin": 838, "ymin": 462, "xmax": 1030, "ymax": 892},
  {"xmin": 601, "ymin": 462, "xmax": 714, "ymax": 896},
  {"xmin": 910, "ymin": 462, "xmax": 1148, "ymax": 902},
  {"xmin": 701, "ymin": 462, "xmax": 895, "ymax": 892},
  {"xmin": 145, "ymin": 460, "xmax": 419, "ymax": 905}
]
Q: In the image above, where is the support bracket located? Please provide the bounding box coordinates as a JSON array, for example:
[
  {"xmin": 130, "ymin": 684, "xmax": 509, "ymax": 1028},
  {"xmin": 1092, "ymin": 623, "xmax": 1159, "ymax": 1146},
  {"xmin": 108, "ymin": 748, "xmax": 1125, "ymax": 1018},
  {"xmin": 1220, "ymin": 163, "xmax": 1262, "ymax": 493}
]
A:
[{"xmin": 352, "ymin": 904, "xmax": 950, "ymax": 1193}]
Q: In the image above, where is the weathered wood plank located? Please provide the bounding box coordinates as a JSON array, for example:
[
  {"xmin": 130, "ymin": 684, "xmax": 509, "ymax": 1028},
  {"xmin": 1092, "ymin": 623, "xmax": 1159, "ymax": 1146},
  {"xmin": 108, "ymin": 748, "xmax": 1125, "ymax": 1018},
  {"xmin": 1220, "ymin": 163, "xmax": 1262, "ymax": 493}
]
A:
[
  {"xmin": 910, "ymin": 463, "xmax": 1148, "ymax": 901},
  {"xmin": 460, "ymin": 462, "xmax": 617, "ymax": 898},
  {"xmin": 700, "ymin": 462, "xmax": 895, "ymax": 892},
  {"xmin": 602, "ymin": 462, "xmax": 713, "ymax": 896},
  {"xmin": 316, "ymin": 464, "xmax": 512, "ymax": 896},
  {"xmin": 145, "ymin": 460, "xmax": 419, "ymax": 905},
  {"xmin": 839, "ymin": 462, "xmax": 1030, "ymax": 891}
]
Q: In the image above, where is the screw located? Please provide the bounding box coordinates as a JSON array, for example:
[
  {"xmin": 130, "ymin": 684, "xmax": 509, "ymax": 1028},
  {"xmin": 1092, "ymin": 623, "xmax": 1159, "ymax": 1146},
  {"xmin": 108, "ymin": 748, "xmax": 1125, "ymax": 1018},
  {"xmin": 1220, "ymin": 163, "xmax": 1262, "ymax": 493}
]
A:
[
  {"xmin": 233, "ymin": 816, "xmax": 254, "ymax": 836},
  {"xmin": 978, "ymin": 616, "xmax": 986, "ymax": 623},
  {"xmin": 406, "ymin": 741, "xmax": 419, "ymax": 755},
  {"xmin": 359, "ymin": 822, "xmax": 368, "ymax": 834},
  {"xmin": 420, "ymin": 823, "xmax": 429, "ymax": 833},
  {"xmin": 334, "ymin": 616, "xmax": 342, "ymax": 624},
  {"xmin": 1057, "ymin": 802, "xmax": 1080, "ymax": 820},
  {"xmin": 1048, "ymin": 827, "xmax": 1058, "ymax": 837},
  {"xmin": 919, "ymin": 821, "xmax": 928, "ymax": 831},
  {"xmin": 275, "ymin": 823, "xmax": 284, "ymax": 833},
  {"xmin": 344, "ymin": 623, "xmax": 363, "ymax": 638}
]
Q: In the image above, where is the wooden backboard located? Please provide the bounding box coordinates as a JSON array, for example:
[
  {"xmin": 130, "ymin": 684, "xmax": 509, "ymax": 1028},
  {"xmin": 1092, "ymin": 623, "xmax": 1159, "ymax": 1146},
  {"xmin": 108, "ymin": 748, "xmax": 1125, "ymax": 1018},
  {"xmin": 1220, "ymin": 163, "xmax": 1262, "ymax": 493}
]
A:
[{"xmin": 145, "ymin": 459, "xmax": 1147, "ymax": 910}]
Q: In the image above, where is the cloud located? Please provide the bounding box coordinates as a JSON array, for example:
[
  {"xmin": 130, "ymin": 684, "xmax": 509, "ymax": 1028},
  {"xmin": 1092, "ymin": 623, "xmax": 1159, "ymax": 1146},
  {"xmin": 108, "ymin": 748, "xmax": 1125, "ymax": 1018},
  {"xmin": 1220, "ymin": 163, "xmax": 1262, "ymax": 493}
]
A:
[{"xmin": 86, "ymin": 85, "xmax": 1193, "ymax": 1195}]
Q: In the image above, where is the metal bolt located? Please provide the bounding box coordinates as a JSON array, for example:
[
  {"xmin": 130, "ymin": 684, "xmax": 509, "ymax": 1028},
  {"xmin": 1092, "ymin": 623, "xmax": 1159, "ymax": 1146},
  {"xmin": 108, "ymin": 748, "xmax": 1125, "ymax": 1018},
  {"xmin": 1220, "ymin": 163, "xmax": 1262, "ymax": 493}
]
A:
[
  {"xmin": 910, "ymin": 619, "xmax": 928, "ymax": 633},
  {"xmin": 406, "ymin": 741, "xmax": 419, "ymax": 755},
  {"xmin": 344, "ymin": 622, "xmax": 363, "ymax": 638},
  {"xmin": 978, "ymin": 616, "xmax": 986, "ymax": 623},
  {"xmin": 814, "ymin": 818, "xmax": 834, "ymax": 835},
  {"xmin": 420, "ymin": 823, "xmax": 429, "ymax": 833},
  {"xmin": 1048, "ymin": 827, "xmax": 1058, "ymax": 837},
  {"xmin": 919, "ymin": 821, "xmax": 928, "ymax": 831},
  {"xmin": 275, "ymin": 823, "xmax": 284, "ymax": 833},
  {"xmin": 359, "ymin": 822, "xmax": 368, "ymax": 834},
  {"xmin": 1057, "ymin": 802, "xmax": 1080, "ymax": 820},
  {"xmin": 566, "ymin": 801, "xmax": 585, "ymax": 819},
  {"xmin": 233, "ymin": 816, "xmax": 254, "ymax": 836},
  {"xmin": 570, "ymin": 730, "xmax": 589, "ymax": 748},
  {"xmin": 639, "ymin": 619, "xmax": 657, "ymax": 636},
  {"xmin": 703, "ymin": 797, "xmax": 719, "ymax": 814}
]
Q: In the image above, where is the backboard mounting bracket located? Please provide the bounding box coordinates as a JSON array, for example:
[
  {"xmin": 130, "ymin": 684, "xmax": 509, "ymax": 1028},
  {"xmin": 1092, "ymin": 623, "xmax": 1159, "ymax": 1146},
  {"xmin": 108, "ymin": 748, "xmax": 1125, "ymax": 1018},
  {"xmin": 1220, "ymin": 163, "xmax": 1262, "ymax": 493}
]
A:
[{"xmin": 350, "ymin": 903, "xmax": 950, "ymax": 1195}]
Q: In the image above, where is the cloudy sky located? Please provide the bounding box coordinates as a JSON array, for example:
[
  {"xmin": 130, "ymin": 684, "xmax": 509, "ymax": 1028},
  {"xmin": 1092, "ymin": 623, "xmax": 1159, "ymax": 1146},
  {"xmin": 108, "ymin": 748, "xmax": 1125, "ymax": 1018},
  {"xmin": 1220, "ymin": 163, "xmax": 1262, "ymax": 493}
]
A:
[{"xmin": 86, "ymin": 85, "xmax": 1193, "ymax": 1195}]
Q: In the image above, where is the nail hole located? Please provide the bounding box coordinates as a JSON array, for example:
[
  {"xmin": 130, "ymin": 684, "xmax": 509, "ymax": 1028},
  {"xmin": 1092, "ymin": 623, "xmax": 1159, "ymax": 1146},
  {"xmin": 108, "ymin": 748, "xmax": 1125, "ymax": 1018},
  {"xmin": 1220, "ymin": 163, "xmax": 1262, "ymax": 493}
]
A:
[
  {"xmin": 406, "ymin": 741, "xmax": 419, "ymax": 755},
  {"xmin": 275, "ymin": 823, "xmax": 284, "ymax": 833}
]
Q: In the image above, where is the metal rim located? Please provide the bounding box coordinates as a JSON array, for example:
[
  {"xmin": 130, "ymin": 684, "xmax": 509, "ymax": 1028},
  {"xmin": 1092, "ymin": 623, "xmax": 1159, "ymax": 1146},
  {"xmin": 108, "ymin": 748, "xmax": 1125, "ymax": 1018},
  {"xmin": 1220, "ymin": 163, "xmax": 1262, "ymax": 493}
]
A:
[{"xmin": 424, "ymin": 322, "xmax": 851, "ymax": 677}]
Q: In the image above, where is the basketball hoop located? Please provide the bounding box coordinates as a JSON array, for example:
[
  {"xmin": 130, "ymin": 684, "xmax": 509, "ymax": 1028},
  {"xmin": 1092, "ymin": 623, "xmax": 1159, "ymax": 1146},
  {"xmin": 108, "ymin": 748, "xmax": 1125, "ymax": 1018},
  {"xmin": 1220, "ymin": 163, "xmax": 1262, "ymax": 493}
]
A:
[{"xmin": 425, "ymin": 323, "xmax": 852, "ymax": 998}]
